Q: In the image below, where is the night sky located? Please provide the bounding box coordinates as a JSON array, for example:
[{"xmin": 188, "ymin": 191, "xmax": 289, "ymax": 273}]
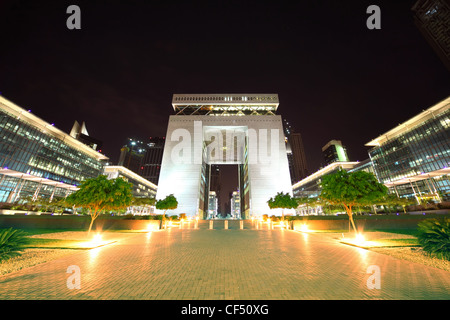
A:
[{"xmin": 0, "ymin": 0, "xmax": 449, "ymax": 176}]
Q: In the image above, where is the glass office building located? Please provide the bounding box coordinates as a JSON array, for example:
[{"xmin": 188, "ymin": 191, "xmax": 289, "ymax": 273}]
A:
[
  {"xmin": 0, "ymin": 95, "xmax": 108, "ymax": 203},
  {"xmin": 366, "ymin": 96, "xmax": 450, "ymax": 203},
  {"xmin": 292, "ymin": 161, "xmax": 360, "ymax": 215},
  {"xmin": 103, "ymin": 165, "xmax": 158, "ymax": 215}
]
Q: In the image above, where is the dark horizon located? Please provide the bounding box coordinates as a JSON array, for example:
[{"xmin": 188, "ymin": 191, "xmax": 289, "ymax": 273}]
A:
[{"xmin": 0, "ymin": 0, "xmax": 449, "ymax": 178}]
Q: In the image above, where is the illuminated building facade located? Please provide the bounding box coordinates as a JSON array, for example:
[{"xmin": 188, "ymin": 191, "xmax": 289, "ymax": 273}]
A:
[
  {"xmin": 322, "ymin": 140, "xmax": 349, "ymax": 166},
  {"xmin": 230, "ymin": 190, "xmax": 240, "ymax": 219},
  {"xmin": 292, "ymin": 161, "xmax": 360, "ymax": 215},
  {"xmin": 156, "ymin": 94, "xmax": 293, "ymax": 218},
  {"xmin": 0, "ymin": 95, "xmax": 108, "ymax": 203},
  {"xmin": 208, "ymin": 191, "xmax": 218, "ymax": 219},
  {"xmin": 104, "ymin": 166, "xmax": 158, "ymax": 215},
  {"xmin": 366, "ymin": 96, "xmax": 450, "ymax": 202}
]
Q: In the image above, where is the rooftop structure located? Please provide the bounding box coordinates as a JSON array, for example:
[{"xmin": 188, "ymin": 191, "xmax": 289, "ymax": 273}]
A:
[{"xmin": 172, "ymin": 94, "xmax": 279, "ymax": 116}]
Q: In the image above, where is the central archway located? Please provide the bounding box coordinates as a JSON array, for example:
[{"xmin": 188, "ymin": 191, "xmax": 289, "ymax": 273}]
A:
[
  {"xmin": 199, "ymin": 126, "xmax": 249, "ymax": 219},
  {"xmin": 156, "ymin": 94, "xmax": 294, "ymax": 218}
]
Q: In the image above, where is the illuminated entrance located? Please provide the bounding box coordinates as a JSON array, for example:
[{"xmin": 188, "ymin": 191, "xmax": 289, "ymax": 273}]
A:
[{"xmin": 199, "ymin": 126, "xmax": 249, "ymax": 219}]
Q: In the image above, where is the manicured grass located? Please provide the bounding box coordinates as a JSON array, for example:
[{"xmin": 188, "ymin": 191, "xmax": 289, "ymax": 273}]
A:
[
  {"xmin": 22, "ymin": 229, "xmax": 83, "ymax": 236},
  {"xmin": 372, "ymin": 229, "xmax": 420, "ymax": 237},
  {"xmin": 368, "ymin": 238, "xmax": 420, "ymax": 247},
  {"xmin": 25, "ymin": 235, "xmax": 117, "ymax": 249},
  {"xmin": 25, "ymin": 238, "xmax": 88, "ymax": 249}
]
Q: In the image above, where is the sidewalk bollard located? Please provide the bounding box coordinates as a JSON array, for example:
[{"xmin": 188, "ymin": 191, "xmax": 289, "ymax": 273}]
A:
[
  {"xmin": 209, "ymin": 220, "xmax": 213, "ymax": 230},
  {"xmin": 195, "ymin": 220, "xmax": 198, "ymax": 229},
  {"xmin": 240, "ymin": 220, "xmax": 243, "ymax": 229},
  {"xmin": 224, "ymin": 220, "xmax": 228, "ymax": 230}
]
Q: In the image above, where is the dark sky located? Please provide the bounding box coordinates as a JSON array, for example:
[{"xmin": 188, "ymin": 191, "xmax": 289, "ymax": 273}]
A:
[{"xmin": 0, "ymin": 0, "xmax": 449, "ymax": 176}]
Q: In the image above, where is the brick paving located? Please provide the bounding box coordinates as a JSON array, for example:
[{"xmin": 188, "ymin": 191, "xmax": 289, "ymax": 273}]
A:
[{"xmin": 0, "ymin": 221, "xmax": 449, "ymax": 300}]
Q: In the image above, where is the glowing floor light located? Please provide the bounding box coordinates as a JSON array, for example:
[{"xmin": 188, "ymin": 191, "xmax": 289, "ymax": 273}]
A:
[{"xmin": 299, "ymin": 224, "xmax": 310, "ymax": 232}]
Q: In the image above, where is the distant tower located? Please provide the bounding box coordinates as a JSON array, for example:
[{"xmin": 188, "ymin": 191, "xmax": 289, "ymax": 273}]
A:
[
  {"xmin": 411, "ymin": 0, "xmax": 450, "ymax": 71},
  {"xmin": 140, "ymin": 137, "xmax": 165, "ymax": 185},
  {"xmin": 118, "ymin": 138, "xmax": 146, "ymax": 174},
  {"xmin": 322, "ymin": 140, "xmax": 349, "ymax": 166},
  {"xmin": 69, "ymin": 120, "xmax": 103, "ymax": 151},
  {"xmin": 283, "ymin": 119, "xmax": 308, "ymax": 184}
]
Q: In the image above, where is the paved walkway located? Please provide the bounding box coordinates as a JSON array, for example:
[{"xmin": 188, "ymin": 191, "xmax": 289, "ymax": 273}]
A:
[{"xmin": 0, "ymin": 227, "xmax": 449, "ymax": 299}]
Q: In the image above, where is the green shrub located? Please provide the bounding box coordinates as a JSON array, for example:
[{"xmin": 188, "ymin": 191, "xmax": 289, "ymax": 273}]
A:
[
  {"xmin": 0, "ymin": 228, "xmax": 30, "ymax": 261},
  {"xmin": 417, "ymin": 218, "xmax": 450, "ymax": 261}
]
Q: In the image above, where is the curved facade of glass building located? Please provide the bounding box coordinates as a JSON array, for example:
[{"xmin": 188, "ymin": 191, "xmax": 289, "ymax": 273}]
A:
[
  {"xmin": 0, "ymin": 96, "xmax": 108, "ymax": 203},
  {"xmin": 366, "ymin": 96, "xmax": 450, "ymax": 202}
]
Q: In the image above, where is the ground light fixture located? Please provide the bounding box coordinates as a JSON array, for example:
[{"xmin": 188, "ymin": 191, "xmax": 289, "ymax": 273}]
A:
[
  {"xmin": 77, "ymin": 233, "xmax": 110, "ymax": 249},
  {"xmin": 90, "ymin": 233, "xmax": 103, "ymax": 246},
  {"xmin": 147, "ymin": 222, "xmax": 160, "ymax": 232},
  {"xmin": 299, "ymin": 224, "xmax": 310, "ymax": 232},
  {"xmin": 340, "ymin": 232, "xmax": 378, "ymax": 248}
]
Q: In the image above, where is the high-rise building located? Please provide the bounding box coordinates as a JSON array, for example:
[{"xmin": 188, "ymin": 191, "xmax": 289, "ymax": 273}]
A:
[
  {"xmin": 117, "ymin": 138, "xmax": 146, "ymax": 174},
  {"xmin": 209, "ymin": 164, "xmax": 221, "ymax": 212},
  {"xmin": 289, "ymin": 133, "xmax": 308, "ymax": 183},
  {"xmin": 208, "ymin": 191, "xmax": 218, "ymax": 219},
  {"xmin": 230, "ymin": 190, "xmax": 241, "ymax": 219},
  {"xmin": 118, "ymin": 137, "xmax": 165, "ymax": 185},
  {"xmin": 0, "ymin": 95, "xmax": 108, "ymax": 203},
  {"xmin": 366, "ymin": 96, "xmax": 450, "ymax": 202},
  {"xmin": 140, "ymin": 137, "xmax": 165, "ymax": 185},
  {"xmin": 283, "ymin": 119, "xmax": 308, "ymax": 184},
  {"xmin": 412, "ymin": 0, "xmax": 450, "ymax": 71},
  {"xmin": 322, "ymin": 140, "xmax": 349, "ymax": 166}
]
